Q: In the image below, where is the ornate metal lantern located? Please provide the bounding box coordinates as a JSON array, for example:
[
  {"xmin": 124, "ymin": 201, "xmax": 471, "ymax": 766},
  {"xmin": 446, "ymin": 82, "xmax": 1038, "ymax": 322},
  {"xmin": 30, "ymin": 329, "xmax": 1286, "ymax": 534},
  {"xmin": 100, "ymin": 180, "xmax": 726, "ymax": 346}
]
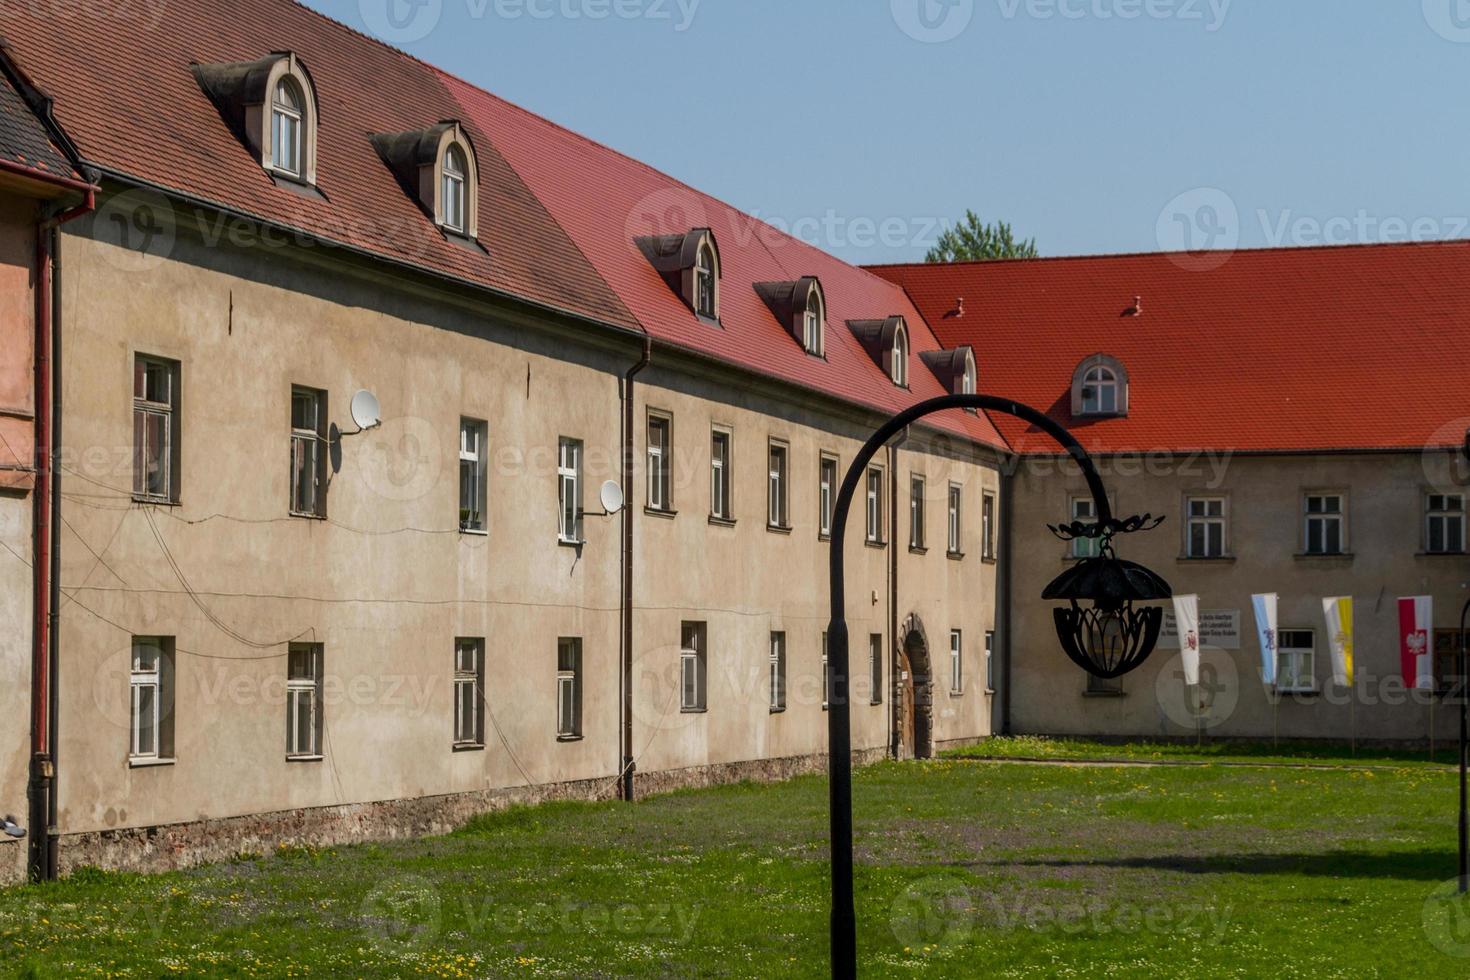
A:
[{"xmin": 1044, "ymin": 514, "xmax": 1173, "ymax": 679}]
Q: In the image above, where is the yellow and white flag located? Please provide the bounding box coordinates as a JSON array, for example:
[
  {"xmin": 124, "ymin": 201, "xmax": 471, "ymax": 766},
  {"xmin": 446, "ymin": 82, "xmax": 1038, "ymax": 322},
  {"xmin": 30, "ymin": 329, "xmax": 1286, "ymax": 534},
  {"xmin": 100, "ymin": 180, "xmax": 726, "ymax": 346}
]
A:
[{"xmin": 1322, "ymin": 596, "xmax": 1355, "ymax": 688}]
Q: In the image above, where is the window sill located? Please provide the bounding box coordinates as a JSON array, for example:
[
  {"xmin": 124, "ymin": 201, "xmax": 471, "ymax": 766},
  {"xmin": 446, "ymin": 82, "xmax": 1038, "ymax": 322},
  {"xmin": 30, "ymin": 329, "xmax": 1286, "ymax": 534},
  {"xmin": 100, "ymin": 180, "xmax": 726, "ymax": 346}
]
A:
[
  {"xmin": 770, "ymin": 706, "xmax": 787, "ymax": 714},
  {"xmin": 947, "ymin": 551, "xmax": 966, "ymax": 562},
  {"xmin": 865, "ymin": 539, "xmax": 888, "ymax": 550},
  {"xmin": 909, "ymin": 545, "xmax": 928, "ymax": 556},
  {"xmin": 286, "ymin": 754, "xmax": 323, "ymax": 763},
  {"xmin": 680, "ymin": 707, "xmax": 708, "ymax": 715},
  {"xmin": 708, "ymin": 515, "xmax": 736, "ymax": 528},
  {"xmin": 766, "ymin": 523, "xmax": 793, "ymax": 536},
  {"xmin": 268, "ymin": 170, "xmax": 325, "ymax": 200},
  {"xmin": 1177, "ymin": 555, "xmax": 1235, "ymax": 564},
  {"xmin": 290, "ymin": 512, "xmax": 328, "ymax": 522},
  {"xmin": 459, "ymin": 527, "xmax": 488, "ymax": 537},
  {"xmin": 985, "ymin": 688, "xmax": 997, "ymax": 696},
  {"xmin": 128, "ymin": 756, "xmax": 175, "ymax": 769},
  {"xmin": 695, "ymin": 313, "xmax": 722, "ymax": 329},
  {"xmin": 1417, "ymin": 551, "xmax": 1467, "ymax": 559},
  {"xmin": 131, "ymin": 495, "xmax": 180, "ymax": 508},
  {"xmin": 558, "ymin": 537, "xmax": 585, "ymax": 549},
  {"xmin": 981, "ymin": 555, "xmax": 999, "ymax": 566},
  {"xmin": 452, "ymin": 742, "xmax": 486, "ymax": 753},
  {"xmin": 949, "ymin": 690, "xmax": 965, "ymax": 698},
  {"xmin": 870, "ymin": 700, "xmax": 883, "ymax": 707},
  {"xmin": 556, "ymin": 734, "xmax": 584, "ymax": 743},
  {"xmin": 1082, "ymin": 691, "xmax": 1127, "ymax": 699},
  {"xmin": 644, "ymin": 506, "xmax": 677, "ymax": 520},
  {"xmin": 1294, "ymin": 552, "xmax": 1353, "ymax": 561},
  {"xmin": 818, "ymin": 532, "xmax": 832, "ymax": 543}
]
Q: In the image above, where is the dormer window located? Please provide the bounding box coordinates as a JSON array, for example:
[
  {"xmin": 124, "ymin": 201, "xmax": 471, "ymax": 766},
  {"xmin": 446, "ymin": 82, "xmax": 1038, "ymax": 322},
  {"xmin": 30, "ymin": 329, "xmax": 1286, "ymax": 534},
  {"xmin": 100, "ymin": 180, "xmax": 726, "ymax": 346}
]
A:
[
  {"xmin": 803, "ymin": 288, "xmax": 825, "ymax": 356},
  {"xmin": 755, "ymin": 277, "xmax": 826, "ymax": 355},
  {"xmin": 271, "ymin": 78, "xmax": 304, "ymax": 178},
  {"xmin": 919, "ymin": 346, "xmax": 978, "ymax": 403},
  {"xmin": 891, "ymin": 324, "xmax": 909, "ymax": 387},
  {"xmin": 370, "ymin": 122, "xmax": 481, "ymax": 240},
  {"xmin": 695, "ymin": 243, "xmax": 717, "ymax": 319},
  {"xmin": 634, "ymin": 229, "xmax": 721, "ymax": 323},
  {"xmin": 442, "ymin": 144, "xmax": 467, "ymax": 233},
  {"xmin": 961, "ymin": 353, "xmax": 977, "ymax": 395},
  {"xmin": 193, "ymin": 52, "xmax": 320, "ymax": 187},
  {"xmin": 1071, "ymin": 354, "xmax": 1130, "ymax": 418}
]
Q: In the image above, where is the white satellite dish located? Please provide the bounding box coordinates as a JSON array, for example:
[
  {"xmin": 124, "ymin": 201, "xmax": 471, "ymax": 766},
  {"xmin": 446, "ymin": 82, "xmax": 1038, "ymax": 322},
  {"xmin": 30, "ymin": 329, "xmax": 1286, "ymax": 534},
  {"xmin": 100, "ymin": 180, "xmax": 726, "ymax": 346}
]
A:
[
  {"xmin": 599, "ymin": 480, "xmax": 625, "ymax": 515},
  {"xmin": 349, "ymin": 390, "xmax": 382, "ymax": 431}
]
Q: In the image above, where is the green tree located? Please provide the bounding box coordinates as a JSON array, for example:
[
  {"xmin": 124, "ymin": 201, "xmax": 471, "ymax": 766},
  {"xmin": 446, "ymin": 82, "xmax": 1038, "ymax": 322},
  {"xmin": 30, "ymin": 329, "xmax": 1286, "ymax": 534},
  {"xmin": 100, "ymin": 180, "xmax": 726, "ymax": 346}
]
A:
[{"xmin": 924, "ymin": 211, "xmax": 1038, "ymax": 263}]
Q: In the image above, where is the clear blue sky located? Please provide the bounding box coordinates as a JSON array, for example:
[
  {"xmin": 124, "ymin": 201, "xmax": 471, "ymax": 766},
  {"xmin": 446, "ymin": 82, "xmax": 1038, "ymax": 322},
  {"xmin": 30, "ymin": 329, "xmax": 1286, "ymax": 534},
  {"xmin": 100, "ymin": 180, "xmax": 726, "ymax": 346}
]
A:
[{"xmin": 303, "ymin": 0, "xmax": 1470, "ymax": 264}]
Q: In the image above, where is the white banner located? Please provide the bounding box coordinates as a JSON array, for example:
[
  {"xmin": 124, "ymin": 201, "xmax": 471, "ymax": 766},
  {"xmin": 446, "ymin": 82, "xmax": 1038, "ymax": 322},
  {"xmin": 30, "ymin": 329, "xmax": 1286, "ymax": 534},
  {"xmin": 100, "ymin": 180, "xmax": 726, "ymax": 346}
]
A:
[
  {"xmin": 1171, "ymin": 594, "xmax": 1201, "ymax": 686},
  {"xmin": 1251, "ymin": 593, "xmax": 1279, "ymax": 686},
  {"xmin": 1322, "ymin": 596, "xmax": 1356, "ymax": 688}
]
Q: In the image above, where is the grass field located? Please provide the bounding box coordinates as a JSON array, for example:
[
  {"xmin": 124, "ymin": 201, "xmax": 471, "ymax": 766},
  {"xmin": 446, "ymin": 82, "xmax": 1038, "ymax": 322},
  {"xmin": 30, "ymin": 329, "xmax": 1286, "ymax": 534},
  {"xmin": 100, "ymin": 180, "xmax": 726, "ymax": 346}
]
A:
[
  {"xmin": 2, "ymin": 753, "xmax": 1468, "ymax": 977},
  {"xmin": 943, "ymin": 734, "xmax": 1461, "ymax": 768}
]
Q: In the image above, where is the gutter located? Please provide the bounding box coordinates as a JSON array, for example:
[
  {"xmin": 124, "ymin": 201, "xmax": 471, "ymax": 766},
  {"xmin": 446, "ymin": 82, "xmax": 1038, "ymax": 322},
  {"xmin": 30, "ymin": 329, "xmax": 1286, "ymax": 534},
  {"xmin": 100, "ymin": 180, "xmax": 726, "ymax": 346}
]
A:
[
  {"xmin": 619, "ymin": 337, "xmax": 652, "ymax": 802},
  {"xmin": 29, "ymin": 185, "xmax": 95, "ymax": 883}
]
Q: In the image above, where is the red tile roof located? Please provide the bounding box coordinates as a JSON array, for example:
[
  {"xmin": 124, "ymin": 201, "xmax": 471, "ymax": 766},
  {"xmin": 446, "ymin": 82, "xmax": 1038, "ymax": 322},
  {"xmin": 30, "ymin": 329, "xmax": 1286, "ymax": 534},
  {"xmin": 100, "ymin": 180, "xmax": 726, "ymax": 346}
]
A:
[
  {"xmin": 0, "ymin": 57, "xmax": 85, "ymax": 186},
  {"xmin": 870, "ymin": 245, "xmax": 1470, "ymax": 455},
  {"xmin": 0, "ymin": 0, "xmax": 1004, "ymax": 450}
]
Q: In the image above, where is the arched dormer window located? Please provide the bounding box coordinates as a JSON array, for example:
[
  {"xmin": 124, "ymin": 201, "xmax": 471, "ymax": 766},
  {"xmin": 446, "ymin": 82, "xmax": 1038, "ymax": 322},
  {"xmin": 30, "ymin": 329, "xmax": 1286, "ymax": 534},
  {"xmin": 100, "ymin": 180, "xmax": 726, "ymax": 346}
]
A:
[
  {"xmin": 271, "ymin": 78, "xmax": 304, "ymax": 178},
  {"xmin": 634, "ymin": 228, "xmax": 721, "ymax": 323},
  {"xmin": 961, "ymin": 350, "xmax": 977, "ymax": 395},
  {"xmin": 1071, "ymin": 354, "xmax": 1130, "ymax": 418},
  {"xmin": 442, "ymin": 144, "xmax": 468, "ymax": 233},
  {"xmin": 803, "ymin": 286, "xmax": 825, "ymax": 356},
  {"xmin": 891, "ymin": 324, "xmax": 910, "ymax": 387},
  {"xmin": 695, "ymin": 242, "xmax": 717, "ymax": 319}
]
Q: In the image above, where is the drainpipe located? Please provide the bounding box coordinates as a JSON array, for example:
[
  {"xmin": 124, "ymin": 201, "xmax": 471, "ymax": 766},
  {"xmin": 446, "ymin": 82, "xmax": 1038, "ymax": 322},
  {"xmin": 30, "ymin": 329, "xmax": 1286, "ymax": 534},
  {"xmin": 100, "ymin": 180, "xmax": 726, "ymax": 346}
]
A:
[
  {"xmin": 999, "ymin": 464, "xmax": 1016, "ymax": 735},
  {"xmin": 28, "ymin": 187, "xmax": 94, "ymax": 884},
  {"xmin": 887, "ymin": 428, "xmax": 908, "ymax": 760},
  {"xmin": 620, "ymin": 337, "xmax": 651, "ymax": 802}
]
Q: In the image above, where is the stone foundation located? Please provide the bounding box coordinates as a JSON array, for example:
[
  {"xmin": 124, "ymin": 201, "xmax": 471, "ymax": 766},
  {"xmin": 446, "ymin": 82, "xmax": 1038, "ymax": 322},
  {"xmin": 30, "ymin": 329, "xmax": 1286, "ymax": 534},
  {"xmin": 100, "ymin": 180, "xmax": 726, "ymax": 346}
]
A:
[{"xmin": 16, "ymin": 747, "xmax": 891, "ymax": 883}]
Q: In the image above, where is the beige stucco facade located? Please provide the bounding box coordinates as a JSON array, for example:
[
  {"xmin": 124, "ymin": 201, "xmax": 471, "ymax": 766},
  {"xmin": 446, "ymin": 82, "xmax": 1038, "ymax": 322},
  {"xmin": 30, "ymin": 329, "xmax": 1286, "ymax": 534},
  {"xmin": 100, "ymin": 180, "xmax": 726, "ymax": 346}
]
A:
[
  {"xmin": 1010, "ymin": 449, "xmax": 1470, "ymax": 742},
  {"xmin": 18, "ymin": 190, "xmax": 1000, "ymax": 875}
]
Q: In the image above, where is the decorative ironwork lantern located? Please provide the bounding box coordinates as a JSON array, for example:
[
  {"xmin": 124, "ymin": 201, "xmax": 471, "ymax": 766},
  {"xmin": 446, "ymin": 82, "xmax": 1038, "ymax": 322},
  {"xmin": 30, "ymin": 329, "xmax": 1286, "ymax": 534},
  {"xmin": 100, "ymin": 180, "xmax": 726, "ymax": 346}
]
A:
[{"xmin": 1043, "ymin": 514, "xmax": 1173, "ymax": 679}]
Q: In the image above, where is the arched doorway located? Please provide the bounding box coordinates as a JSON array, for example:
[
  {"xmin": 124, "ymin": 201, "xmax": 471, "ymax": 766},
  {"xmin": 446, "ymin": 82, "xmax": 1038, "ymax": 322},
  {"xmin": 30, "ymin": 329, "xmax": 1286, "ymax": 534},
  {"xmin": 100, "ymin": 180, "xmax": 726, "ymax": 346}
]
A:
[{"xmin": 898, "ymin": 614, "xmax": 934, "ymax": 760}]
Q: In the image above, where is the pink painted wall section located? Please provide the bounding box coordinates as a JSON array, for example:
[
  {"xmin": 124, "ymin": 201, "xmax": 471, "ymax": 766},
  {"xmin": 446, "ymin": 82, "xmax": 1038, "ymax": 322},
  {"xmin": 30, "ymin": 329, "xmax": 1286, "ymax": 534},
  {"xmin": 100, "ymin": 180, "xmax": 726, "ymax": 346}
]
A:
[{"xmin": 0, "ymin": 195, "xmax": 35, "ymax": 493}]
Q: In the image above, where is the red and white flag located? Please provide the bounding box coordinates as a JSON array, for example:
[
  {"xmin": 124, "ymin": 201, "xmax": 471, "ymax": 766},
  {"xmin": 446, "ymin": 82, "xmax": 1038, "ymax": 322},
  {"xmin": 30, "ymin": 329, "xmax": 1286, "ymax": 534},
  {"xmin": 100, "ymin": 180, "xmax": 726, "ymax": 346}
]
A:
[{"xmin": 1398, "ymin": 596, "xmax": 1434, "ymax": 691}]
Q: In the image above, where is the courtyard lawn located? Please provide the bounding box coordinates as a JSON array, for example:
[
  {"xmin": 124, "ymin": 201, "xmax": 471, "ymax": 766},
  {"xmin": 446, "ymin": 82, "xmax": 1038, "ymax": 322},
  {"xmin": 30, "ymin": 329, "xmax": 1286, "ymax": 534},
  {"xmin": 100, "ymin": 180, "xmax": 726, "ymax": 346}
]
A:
[
  {"xmin": 943, "ymin": 734, "xmax": 1459, "ymax": 769},
  {"xmin": 1, "ymin": 756, "xmax": 1467, "ymax": 978}
]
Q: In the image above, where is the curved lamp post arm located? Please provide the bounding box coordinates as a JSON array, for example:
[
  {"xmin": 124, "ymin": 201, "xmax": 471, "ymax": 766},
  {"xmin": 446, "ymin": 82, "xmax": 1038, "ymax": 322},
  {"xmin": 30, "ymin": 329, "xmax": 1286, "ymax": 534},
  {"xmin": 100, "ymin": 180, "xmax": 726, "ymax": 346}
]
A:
[{"xmin": 824, "ymin": 393, "xmax": 1112, "ymax": 979}]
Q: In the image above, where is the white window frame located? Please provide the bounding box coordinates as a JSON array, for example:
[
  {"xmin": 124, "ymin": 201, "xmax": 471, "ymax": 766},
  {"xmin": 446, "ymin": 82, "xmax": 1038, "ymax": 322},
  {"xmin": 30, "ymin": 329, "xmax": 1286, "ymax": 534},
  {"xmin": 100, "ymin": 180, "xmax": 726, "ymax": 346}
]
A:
[
  {"xmin": 557, "ymin": 637, "xmax": 583, "ymax": 738},
  {"xmin": 459, "ymin": 418, "xmax": 487, "ymax": 533},
  {"xmin": 1303, "ymin": 493, "xmax": 1346, "ymax": 556},
  {"xmin": 819, "ymin": 454, "xmax": 838, "ymax": 539},
  {"xmin": 891, "ymin": 326, "xmax": 909, "ymax": 387},
  {"xmin": 442, "ymin": 144, "xmax": 468, "ymax": 234},
  {"xmin": 866, "ymin": 467, "xmax": 885, "ymax": 544},
  {"xmin": 768, "ymin": 441, "xmax": 789, "ymax": 529},
  {"xmin": 286, "ymin": 643, "xmax": 323, "ymax": 760},
  {"xmin": 681, "ymin": 623, "xmax": 707, "ymax": 712},
  {"xmin": 1186, "ymin": 496, "xmax": 1227, "ymax": 559},
  {"xmin": 950, "ymin": 629, "xmax": 964, "ymax": 695},
  {"xmin": 1275, "ymin": 629, "xmax": 1317, "ymax": 694},
  {"xmin": 129, "ymin": 637, "xmax": 172, "ymax": 762},
  {"xmin": 132, "ymin": 355, "xmax": 178, "ymax": 503},
  {"xmin": 1070, "ymin": 496, "xmax": 1100, "ymax": 559},
  {"xmin": 647, "ymin": 414, "xmax": 672, "ymax": 512},
  {"xmin": 909, "ymin": 475, "xmax": 926, "ymax": 550},
  {"xmin": 869, "ymin": 634, "xmax": 883, "ymax": 706},
  {"xmin": 769, "ymin": 632, "xmax": 786, "ymax": 712},
  {"xmin": 270, "ymin": 78, "xmax": 304, "ymax": 179},
  {"xmin": 1081, "ymin": 366, "xmax": 1119, "ymax": 416},
  {"xmin": 558, "ymin": 437, "xmax": 583, "ymax": 544},
  {"xmin": 985, "ymin": 631, "xmax": 995, "ymax": 693},
  {"xmin": 694, "ymin": 243, "xmax": 717, "ymax": 319},
  {"xmin": 982, "ymin": 492, "xmax": 996, "ymax": 560},
  {"xmin": 454, "ymin": 638, "xmax": 484, "ymax": 747},
  {"xmin": 710, "ymin": 428, "xmax": 732, "ymax": 520},
  {"xmin": 1428, "ymin": 493, "xmax": 1467, "ymax": 555},
  {"xmin": 947, "ymin": 483, "xmax": 963, "ymax": 556},
  {"xmin": 290, "ymin": 386, "xmax": 326, "ymax": 518}
]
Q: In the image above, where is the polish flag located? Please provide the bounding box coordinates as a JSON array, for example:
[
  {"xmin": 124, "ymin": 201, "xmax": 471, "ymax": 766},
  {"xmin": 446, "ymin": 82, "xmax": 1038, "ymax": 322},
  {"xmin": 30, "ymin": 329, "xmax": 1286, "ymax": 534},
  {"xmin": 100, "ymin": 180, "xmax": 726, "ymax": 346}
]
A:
[{"xmin": 1398, "ymin": 596, "xmax": 1434, "ymax": 691}]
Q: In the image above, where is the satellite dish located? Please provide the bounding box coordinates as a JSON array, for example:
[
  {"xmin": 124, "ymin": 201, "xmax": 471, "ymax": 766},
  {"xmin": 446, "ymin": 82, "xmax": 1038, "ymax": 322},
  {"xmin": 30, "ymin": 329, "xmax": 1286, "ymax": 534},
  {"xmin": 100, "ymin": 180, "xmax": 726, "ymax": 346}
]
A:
[
  {"xmin": 599, "ymin": 481, "xmax": 625, "ymax": 515},
  {"xmin": 350, "ymin": 390, "xmax": 381, "ymax": 431}
]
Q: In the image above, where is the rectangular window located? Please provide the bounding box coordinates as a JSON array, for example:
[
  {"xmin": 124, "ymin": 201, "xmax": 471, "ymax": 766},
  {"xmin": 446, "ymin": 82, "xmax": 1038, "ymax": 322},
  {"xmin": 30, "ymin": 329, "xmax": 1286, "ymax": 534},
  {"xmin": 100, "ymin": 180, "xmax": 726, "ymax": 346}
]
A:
[
  {"xmin": 1303, "ymin": 494, "xmax": 1345, "ymax": 555},
  {"xmin": 985, "ymin": 631, "xmax": 995, "ymax": 692},
  {"xmin": 647, "ymin": 414, "xmax": 671, "ymax": 512},
  {"xmin": 680, "ymin": 622, "xmax": 707, "ymax": 712},
  {"xmin": 454, "ymin": 638, "xmax": 484, "ymax": 747},
  {"xmin": 1275, "ymin": 630, "xmax": 1316, "ymax": 693},
  {"xmin": 558, "ymin": 438, "xmax": 583, "ymax": 543},
  {"xmin": 947, "ymin": 484, "xmax": 963, "ymax": 556},
  {"xmin": 1186, "ymin": 496, "xmax": 1226, "ymax": 558},
  {"xmin": 869, "ymin": 634, "xmax": 883, "ymax": 705},
  {"xmin": 819, "ymin": 454, "xmax": 838, "ymax": 539},
  {"xmin": 822, "ymin": 631, "xmax": 830, "ymax": 710},
  {"xmin": 286, "ymin": 643, "xmax": 323, "ymax": 759},
  {"xmin": 768, "ymin": 442, "xmax": 789, "ymax": 529},
  {"xmin": 769, "ymin": 632, "xmax": 786, "ymax": 712},
  {"xmin": 866, "ymin": 467, "xmax": 885, "ymax": 544},
  {"xmin": 459, "ymin": 419, "xmax": 487, "ymax": 532},
  {"xmin": 1427, "ymin": 494, "xmax": 1466, "ymax": 555},
  {"xmin": 982, "ymin": 492, "xmax": 997, "ymax": 560},
  {"xmin": 132, "ymin": 355, "xmax": 179, "ymax": 502},
  {"xmin": 949, "ymin": 629, "xmax": 963, "ymax": 695},
  {"xmin": 909, "ymin": 476, "xmax": 926, "ymax": 549},
  {"xmin": 1070, "ymin": 496, "xmax": 1100, "ymax": 559},
  {"xmin": 710, "ymin": 429, "xmax": 732, "ymax": 520},
  {"xmin": 557, "ymin": 638, "xmax": 583, "ymax": 738},
  {"xmin": 290, "ymin": 386, "xmax": 326, "ymax": 517},
  {"xmin": 129, "ymin": 637, "xmax": 174, "ymax": 761}
]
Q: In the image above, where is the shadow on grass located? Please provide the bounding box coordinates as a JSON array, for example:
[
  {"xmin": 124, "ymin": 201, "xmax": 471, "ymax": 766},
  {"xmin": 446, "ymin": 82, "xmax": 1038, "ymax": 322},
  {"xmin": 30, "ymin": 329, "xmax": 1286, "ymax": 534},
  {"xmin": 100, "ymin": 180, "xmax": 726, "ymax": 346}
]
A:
[{"xmin": 966, "ymin": 848, "xmax": 1456, "ymax": 881}]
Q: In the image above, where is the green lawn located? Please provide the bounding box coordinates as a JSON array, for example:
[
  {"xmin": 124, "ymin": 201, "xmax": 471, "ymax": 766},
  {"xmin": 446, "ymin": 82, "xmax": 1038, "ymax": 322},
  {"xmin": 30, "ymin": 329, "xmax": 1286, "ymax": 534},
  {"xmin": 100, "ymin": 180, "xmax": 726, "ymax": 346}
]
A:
[
  {"xmin": 943, "ymin": 734, "xmax": 1461, "ymax": 768},
  {"xmin": 2, "ymin": 755, "xmax": 1469, "ymax": 977}
]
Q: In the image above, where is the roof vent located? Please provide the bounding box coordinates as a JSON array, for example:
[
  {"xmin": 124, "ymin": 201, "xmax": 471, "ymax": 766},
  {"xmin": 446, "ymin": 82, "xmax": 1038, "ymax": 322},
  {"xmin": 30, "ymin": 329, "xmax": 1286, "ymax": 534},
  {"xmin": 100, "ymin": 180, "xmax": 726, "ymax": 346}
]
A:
[{"xmin": 1122, "ymin": 295, "xmax": 1143, "ymax": 317}]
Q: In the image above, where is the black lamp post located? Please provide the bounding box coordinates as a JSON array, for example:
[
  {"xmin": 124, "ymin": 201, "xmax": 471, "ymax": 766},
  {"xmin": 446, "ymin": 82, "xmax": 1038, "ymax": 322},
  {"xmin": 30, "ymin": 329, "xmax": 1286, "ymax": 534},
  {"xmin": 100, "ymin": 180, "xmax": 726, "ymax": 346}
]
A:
[
  {"xmin": 825, "ymin": 393, "xmax": 1172, "ymax": 978},
  {"xmin": 1460, "ymin": 429, "xmax": 1470, "ymax": 895}
]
